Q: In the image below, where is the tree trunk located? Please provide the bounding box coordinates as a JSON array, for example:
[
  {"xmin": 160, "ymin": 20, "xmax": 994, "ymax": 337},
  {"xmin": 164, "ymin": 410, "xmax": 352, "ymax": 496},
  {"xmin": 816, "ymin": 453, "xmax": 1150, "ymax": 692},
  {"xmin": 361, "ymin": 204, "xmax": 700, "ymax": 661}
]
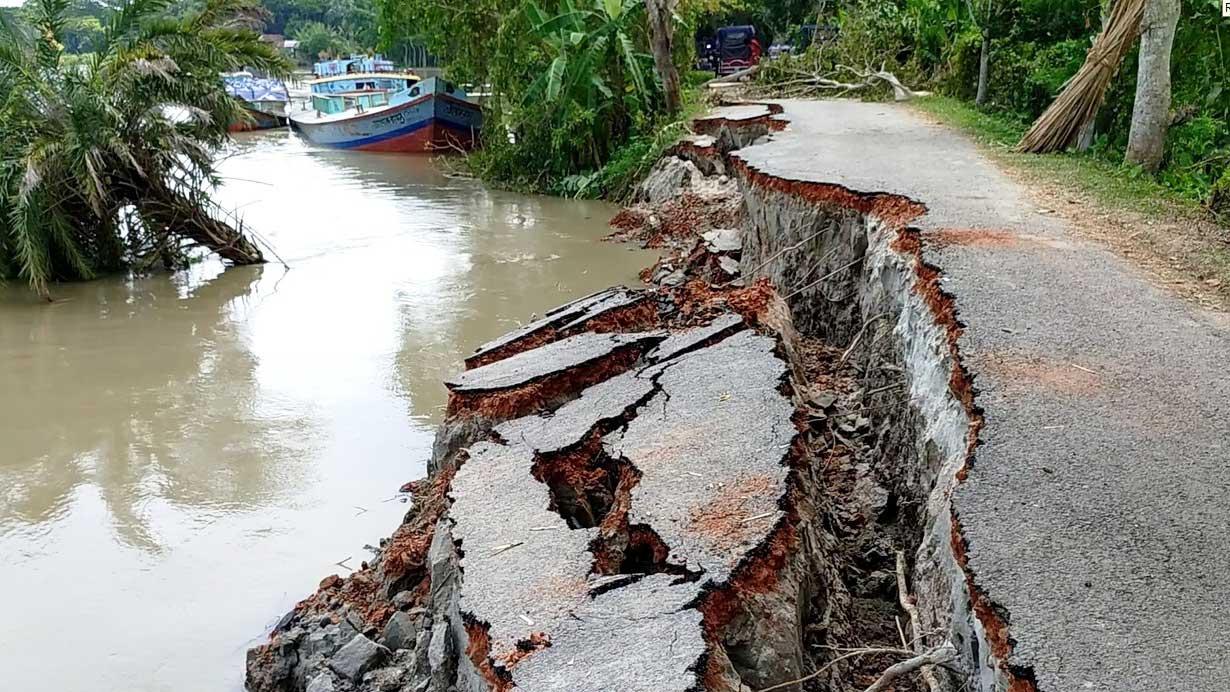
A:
[
  {"xmin": 1017, "ymin": 0, "xmax": 1145, "ymax": 153},
  {"xmin": 1124, "ymin": 0, "xmax": 1180, "ymax": 171},
  {"xmin": 140, "ymin": 183, "xmax": 265, "ymax": 266},
  {"xmin": 645, "ymin": 0, "xmax": 681, "ymax": 115},
  {"xmin": 975, "ymin": 33, "xmax": 990, "ymax": 106}
]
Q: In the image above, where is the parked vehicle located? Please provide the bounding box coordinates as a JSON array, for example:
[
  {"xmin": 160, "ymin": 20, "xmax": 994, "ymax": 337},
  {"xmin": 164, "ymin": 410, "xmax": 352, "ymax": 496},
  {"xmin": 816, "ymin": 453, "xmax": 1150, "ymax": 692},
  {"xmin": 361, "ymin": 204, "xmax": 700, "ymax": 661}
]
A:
[
  {"xmin": 716, "ymin": 25, "xmax": 761, "ymax": 76},
  {"xmin": 695, "ymin": 35, "xmax": 719, "ymax": 72}
]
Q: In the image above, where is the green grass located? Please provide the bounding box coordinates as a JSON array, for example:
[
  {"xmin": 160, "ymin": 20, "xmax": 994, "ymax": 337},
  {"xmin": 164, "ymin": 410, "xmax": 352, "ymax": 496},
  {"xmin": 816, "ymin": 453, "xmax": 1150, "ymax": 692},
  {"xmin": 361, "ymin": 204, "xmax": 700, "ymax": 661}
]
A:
[
  {"xmin": 912, "ymin": 95, "xmax": 1230, "ymax": 302},
  {"xmin": 911, "ymin": 96, "xmax": 1201, "ymax": 220}
]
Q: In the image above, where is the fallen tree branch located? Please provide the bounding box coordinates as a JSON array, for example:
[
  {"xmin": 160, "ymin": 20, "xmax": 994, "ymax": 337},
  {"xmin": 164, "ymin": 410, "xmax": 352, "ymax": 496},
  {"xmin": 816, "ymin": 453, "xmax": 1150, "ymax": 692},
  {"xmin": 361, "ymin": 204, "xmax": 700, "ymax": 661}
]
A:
[
  {"xmin": 704, "ymin": 64, "xmax": 760, "ymax": 86},
  {"xmin": 897, "ymin": 550, "xmax": 943, "ymax": 692},
  {"xmin": 863, "ymin": 644, "xmax": 957, "ymax": 692},
  {"xmin": 759, "ymin": 63, "xmax": 931, "ymax": 101}
]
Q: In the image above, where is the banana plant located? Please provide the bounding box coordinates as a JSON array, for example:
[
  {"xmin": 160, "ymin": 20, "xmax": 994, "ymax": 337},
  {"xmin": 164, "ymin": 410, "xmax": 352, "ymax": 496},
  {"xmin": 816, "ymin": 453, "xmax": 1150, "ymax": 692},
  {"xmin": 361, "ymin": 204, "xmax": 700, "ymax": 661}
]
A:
[{"xmin": 521, "ymin": 0, "xmax": 656, "ymax": 113}]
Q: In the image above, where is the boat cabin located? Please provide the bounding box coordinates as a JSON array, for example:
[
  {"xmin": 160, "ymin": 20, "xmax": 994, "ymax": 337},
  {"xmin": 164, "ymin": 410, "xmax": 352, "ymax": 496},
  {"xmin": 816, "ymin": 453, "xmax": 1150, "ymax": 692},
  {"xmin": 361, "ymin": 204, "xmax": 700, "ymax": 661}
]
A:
[{"xmin": 307, "ymin": 73, "xmax": 421, "ymax": 116}]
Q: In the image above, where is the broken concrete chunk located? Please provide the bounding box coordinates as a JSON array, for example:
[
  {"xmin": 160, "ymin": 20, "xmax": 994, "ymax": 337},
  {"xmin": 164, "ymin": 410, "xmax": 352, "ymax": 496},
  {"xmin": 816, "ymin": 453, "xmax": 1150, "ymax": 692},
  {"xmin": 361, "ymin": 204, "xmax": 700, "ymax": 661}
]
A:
[
  {"xmin": 447, "ymin": 332, "xmax": 664, "ymax": 393},
  {"xmin": 702, "ymin": 227, "xmax": 742, "ymax": 254},
  {"xmin": 329, "ymin": 635, "xmax": 384, "ymax": 682},
  {"xmin": 382, "ymin": 611, "xmax": 420, "ymax": 651},
  {"xmin": 305, "ymin": 672, "xmax": 335, "ymax": 692},
  {"xmin": 647, "ymin": 313, "xmax": 745, "ymax": 364},
  {"xmin": 494, "ymin": 369, "xmax": 655, "ymax": 454},
  {"xmin": 637, "ymin": 156, "xmax": 700, "ymax": 206},
  {"xmin": 466, "ymin": 287, "xmax": 646, "ymax": 367}
]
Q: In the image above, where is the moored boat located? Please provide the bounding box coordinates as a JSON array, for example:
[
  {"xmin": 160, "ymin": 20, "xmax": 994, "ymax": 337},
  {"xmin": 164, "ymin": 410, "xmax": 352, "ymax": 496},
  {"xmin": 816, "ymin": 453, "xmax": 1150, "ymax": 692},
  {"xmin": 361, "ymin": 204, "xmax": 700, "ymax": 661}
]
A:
[
  {"xmin": 223, "ymin": 71, "xmax": 290, "ymax": 132},
  {"xmin": 288, "ymin": 56, "xmax": 482, "ymax": 153}
]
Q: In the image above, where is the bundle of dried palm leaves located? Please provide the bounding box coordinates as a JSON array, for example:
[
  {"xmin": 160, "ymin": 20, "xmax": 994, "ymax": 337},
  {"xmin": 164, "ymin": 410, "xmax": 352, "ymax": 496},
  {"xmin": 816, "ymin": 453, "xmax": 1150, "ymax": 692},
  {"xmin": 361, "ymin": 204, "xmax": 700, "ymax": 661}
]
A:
[{"xmin": 1017, "ymin": 0, "xmax": 1145, "ymax": 153}]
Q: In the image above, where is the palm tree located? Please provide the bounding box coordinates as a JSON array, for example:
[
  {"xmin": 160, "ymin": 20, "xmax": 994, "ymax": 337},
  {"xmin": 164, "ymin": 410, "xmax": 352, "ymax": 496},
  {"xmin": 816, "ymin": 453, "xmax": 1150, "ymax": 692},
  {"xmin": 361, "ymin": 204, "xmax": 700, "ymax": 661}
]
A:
[{"xmin": 0, "ymin": 0, "xmax": 290, "ymax": 296}]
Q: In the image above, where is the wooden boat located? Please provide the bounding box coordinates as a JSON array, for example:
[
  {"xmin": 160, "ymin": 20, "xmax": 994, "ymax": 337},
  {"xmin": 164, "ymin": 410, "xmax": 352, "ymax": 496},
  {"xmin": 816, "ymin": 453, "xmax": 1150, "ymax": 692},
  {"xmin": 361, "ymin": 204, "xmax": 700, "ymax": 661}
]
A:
[
  {"xmin": 223, "ymin": 72, "xmax": 289, "ymax": 132},
  {"xmin": 288, "ymin": 58, "xmax": 482, "ymax": 152}
]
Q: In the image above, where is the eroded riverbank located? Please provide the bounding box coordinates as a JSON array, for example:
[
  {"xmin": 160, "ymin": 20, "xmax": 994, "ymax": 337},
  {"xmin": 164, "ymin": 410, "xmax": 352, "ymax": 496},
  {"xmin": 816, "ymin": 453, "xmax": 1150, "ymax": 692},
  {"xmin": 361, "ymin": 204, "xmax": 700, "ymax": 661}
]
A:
[
  {"xmin": 243, "ymin": 107, "xmax": 967, "ymax": 692},
  {"xmin": 0, "ymin": 131, "xmax": 654, "ymax": 692}
]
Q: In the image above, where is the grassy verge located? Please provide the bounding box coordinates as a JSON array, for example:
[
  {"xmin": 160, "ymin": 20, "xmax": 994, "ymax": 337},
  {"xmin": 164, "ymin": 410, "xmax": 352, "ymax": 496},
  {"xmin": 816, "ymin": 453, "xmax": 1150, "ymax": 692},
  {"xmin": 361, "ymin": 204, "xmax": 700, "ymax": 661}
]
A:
[
  {"xmin": 912, "ymin": 96, "xmax": 1201, "ymax": 218},
  {"xmin": 911, "ymin": 95, "xmax": 1230, "ymax": 308}
]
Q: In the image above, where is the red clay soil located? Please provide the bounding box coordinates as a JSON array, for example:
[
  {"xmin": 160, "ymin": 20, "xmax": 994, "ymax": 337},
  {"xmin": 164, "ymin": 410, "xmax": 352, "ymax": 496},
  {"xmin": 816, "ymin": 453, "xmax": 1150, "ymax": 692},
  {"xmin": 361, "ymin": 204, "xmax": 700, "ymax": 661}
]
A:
[
  {"xmin": 464, "ymin": 622, "xmax": 513, "ymax": 692},
  {"xmin": 590, "ymin": 464, "xmax": 641, "ymax": 574},
  {"xmin": 560, "ymin": 300, "xmax": 661, "ymax": 337},
  {"xmin": 687, "ymin": 474, "xmax": 779, "ymax": 556},
  {"xmin": 381, "ymin": 467, "xmax": 458, "ymax": 589},
  {"xmin": 502, "ymin": 631, "xmax": 552, "ymax": 669},
  {"xmin": 697, "ymin": 519, "xmax": 800, "ymax": 639},
  {"xmin": 665, "ymin": 277, "xmax": 777, "ymax": 329},
  {"xmin": 446, "ymin": 345, "xmax": 646, "ymax": 421}
]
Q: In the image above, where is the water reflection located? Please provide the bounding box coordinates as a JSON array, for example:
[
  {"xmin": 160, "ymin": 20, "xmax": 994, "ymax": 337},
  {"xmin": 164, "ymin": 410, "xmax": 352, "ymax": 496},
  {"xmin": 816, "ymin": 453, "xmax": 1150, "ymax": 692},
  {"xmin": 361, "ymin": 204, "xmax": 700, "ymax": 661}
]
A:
[
  {"xmin": 1, "ymin": 264, "xmax": 318, "ymax": 552},
  {"xmin": 0, "ymin": 129, "xmax": 653, "ymax": 691}
]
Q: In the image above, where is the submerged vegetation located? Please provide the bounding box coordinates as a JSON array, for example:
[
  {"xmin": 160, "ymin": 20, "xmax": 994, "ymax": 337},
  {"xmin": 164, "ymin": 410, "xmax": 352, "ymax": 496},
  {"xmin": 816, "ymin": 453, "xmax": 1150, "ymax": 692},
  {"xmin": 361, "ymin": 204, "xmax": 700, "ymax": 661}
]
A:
[{"xmin": 0, "ymin": 0, "xmax": 288, "ymax": 295}]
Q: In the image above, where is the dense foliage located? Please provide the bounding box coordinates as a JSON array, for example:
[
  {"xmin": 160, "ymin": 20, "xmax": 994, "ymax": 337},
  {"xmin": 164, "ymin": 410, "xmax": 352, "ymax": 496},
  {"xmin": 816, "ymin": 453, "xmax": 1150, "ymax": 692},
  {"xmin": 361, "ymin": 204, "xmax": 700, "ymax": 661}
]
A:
[
  {"xmin": 759, "ymin": 0, "xmax": 1230, "ymax": 210},
  {"xmin": 0, "ymin": 0, "xmax": 288, "ymax": 294},
  {"xmin": 380, "ymin": 0, "xmax": 717, "ymax": 197}
]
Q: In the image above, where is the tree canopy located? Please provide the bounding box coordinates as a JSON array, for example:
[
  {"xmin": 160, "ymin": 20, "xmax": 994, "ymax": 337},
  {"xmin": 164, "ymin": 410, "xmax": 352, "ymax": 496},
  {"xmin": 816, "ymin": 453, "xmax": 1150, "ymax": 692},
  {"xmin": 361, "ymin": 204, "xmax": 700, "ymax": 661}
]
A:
[{"xmin": 0, "ymin": 0, "xmax": 288, "ymax": 294}]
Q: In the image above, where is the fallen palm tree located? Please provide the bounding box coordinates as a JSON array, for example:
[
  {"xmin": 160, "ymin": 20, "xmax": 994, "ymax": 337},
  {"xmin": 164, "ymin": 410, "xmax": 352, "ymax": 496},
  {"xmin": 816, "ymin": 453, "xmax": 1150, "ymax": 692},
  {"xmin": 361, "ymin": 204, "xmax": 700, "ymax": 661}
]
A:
[
  {"xmin": 1016, "ymin": 0, "xmax": 1145, "ymax": 153},
  {"xmin": 0, "ymin": 0, "xmax": 288, "ymax": 296}
]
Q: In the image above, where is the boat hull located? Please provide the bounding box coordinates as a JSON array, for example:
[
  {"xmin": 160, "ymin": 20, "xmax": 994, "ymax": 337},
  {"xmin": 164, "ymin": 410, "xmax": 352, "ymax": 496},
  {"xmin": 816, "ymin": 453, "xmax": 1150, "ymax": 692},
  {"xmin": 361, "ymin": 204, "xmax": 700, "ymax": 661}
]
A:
[
  {"xmin": 290, "ymin": 92, "xmax": 481, "ymax": 153},
  {"xmin": 230, "ymin": 106, "xmax": 288, "ymax": 132}
]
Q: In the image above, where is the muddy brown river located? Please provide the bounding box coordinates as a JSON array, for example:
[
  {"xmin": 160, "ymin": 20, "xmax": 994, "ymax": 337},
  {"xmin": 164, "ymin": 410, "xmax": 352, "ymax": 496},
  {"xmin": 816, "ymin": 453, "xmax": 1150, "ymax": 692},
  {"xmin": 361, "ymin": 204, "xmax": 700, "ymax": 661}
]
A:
[{"xmin": 0, "ymin": 131, "xmax": 653, "ymax": 691}]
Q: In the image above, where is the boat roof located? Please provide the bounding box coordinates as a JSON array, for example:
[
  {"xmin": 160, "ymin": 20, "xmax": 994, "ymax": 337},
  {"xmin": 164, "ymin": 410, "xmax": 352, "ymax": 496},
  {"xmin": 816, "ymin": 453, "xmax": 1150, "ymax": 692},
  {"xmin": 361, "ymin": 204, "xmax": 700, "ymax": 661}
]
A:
[{"xmin": 308, "ymin": 72, "xmax": 420, "ymax": 86}]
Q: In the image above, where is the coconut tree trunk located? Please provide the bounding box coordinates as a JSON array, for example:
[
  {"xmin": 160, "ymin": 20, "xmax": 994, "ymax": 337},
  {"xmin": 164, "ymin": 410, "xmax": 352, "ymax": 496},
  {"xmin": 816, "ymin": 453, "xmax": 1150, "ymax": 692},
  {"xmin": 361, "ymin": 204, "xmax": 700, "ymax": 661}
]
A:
[
  {"xmin": 975, "ymin": 33, "xmax": 990, "ymax": 106},
  {"xmin": 1124, "ymin": 0, "xmax": 1180, "ymax": 171},
  {"xmin": 645, "ymin": 0, "xmax": 681, "ymax": 115},
  {"xmin": 139, "ymin": 183, "xmax": 265, "ymax": 265}
]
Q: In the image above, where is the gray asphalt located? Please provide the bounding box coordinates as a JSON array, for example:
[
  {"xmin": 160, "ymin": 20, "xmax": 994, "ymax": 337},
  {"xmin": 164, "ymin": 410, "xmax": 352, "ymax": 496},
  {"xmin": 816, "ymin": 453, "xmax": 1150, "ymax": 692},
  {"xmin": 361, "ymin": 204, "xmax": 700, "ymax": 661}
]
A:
[
  {"xmin": 465, "ymin": 287, "xmax": 646, "ymax": 365},
  {"xmin": 735, "ymin": 100, "xmax": 1230, "ymax": 691},
  {"xmin": 442, "ymin": 316, "xmax": 796, "ymax": 690},
  {"xmin": 445, "ymin": 331, "xmax": 663, "ymax": 393}
]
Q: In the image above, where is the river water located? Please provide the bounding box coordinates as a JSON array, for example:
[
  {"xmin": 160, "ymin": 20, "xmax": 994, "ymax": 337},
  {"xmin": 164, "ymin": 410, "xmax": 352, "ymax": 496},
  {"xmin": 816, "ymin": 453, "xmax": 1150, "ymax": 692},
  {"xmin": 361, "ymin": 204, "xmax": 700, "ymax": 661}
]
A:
[{"xmin": 0, "ymin": 131, "xmax": 653, "ymax": 692}]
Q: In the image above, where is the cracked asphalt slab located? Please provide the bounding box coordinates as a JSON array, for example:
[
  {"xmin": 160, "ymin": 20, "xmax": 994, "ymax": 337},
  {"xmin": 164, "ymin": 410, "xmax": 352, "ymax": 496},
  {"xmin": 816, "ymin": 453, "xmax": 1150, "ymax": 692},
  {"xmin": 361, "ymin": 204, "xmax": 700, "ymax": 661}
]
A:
[
  {"xmin": 442, "ymin": 322, "xmax": 797, "ymax": 689},
  {"xmin": 647, "ymin": 313, "xmax": 746, "ymax": 363},
  {"xmin": 445, "ymin": 331, "xmax": 664, "ymax": 393},
  {"xmin": 736, "ymin": 99, "xmax": 1230, "ymax": 690},
  {"xmin": 448, "ymin": 440, "xmax": 595, "ymax": 661},
  {"xmin": 611, "ymin": 330, "xmax": 796, "ymax": 583},
  {"xmin": 511, "ymin": 575, "xmax": 705, "ymax": 692},
  {"xmin": 465, "ymin": 287, "xmax": 646, "ymax": 365}
]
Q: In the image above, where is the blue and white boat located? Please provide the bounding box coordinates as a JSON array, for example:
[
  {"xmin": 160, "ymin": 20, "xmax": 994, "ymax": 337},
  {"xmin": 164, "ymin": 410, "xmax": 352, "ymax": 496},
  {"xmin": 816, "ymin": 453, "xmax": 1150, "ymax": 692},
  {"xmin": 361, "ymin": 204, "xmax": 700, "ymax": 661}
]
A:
[{"xmin": 288, "ymin": 56, "xmax": 482, "ymax": 152}]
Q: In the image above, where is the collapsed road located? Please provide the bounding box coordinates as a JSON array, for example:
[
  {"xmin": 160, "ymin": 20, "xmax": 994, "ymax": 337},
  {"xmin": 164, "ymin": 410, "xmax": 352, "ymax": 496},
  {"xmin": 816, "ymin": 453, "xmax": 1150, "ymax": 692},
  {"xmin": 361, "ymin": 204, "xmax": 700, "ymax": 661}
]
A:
[{"xmin": 246, "ymin": 99, "xmax": 1230, "ymax": 692}]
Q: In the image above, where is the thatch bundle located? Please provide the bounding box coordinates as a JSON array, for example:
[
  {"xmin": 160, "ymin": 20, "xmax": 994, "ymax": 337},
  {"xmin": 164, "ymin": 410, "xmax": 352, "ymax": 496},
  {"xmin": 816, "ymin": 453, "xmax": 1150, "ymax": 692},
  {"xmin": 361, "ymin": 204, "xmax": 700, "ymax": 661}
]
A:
[{"xmin": 1017, "ymin": 0, "xmax": 1145, "ymax": 153}]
